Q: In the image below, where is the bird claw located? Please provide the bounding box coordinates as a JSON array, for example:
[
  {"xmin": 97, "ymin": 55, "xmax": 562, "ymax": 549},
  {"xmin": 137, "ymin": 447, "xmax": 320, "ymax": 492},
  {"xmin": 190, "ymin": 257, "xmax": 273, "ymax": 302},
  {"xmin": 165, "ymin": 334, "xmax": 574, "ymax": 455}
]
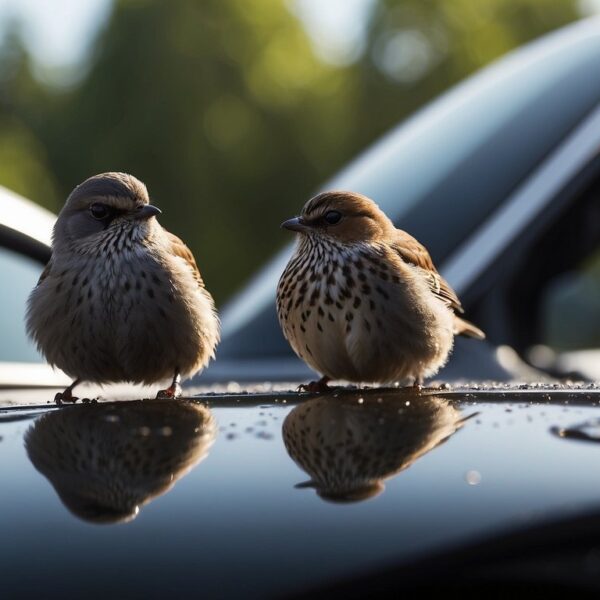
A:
[
  {"xmin": 412, "ymin": 380, "xmax": 424, "ymax": 392},
  {"xmin": 297, "ymin": 379, "xmax": 331, "ymax": 394},
  {"xmin": 54, "ymin": 392, "xmax": 78, "ymax": 406},
  {"xmin": 156, "ymin": 382, "xmax": 182, "ymax": 399}
]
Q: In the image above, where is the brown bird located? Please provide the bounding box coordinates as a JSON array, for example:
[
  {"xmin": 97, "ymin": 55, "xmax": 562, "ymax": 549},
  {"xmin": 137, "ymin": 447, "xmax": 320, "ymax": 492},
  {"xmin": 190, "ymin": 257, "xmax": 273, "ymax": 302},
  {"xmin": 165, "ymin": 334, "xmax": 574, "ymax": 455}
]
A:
[
  {"xmin": 283, "ymin": 392, "xmax": 464, "ymax": 502},
  {"xmin": 27, "ymin": 172, "xmax": 220, "ymax": 403},
  {"xmin": 26, "ymin": 399, "xmax": 216, "ymax": 524},
  {"xmin": 277, "ymin": 191, "xmax": 484, "ymax": 391}
]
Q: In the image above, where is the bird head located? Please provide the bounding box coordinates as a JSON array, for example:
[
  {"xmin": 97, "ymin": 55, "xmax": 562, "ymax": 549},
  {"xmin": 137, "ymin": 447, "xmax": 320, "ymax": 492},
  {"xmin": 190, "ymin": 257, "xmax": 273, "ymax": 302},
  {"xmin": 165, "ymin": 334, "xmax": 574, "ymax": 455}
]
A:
[
  {"xmin": 281, "ymin": 191, "xmax": 394, "ymax": 244},
  {"xmin": 53, "ymin": 172, "xmax": 162, "ymax": 252}
]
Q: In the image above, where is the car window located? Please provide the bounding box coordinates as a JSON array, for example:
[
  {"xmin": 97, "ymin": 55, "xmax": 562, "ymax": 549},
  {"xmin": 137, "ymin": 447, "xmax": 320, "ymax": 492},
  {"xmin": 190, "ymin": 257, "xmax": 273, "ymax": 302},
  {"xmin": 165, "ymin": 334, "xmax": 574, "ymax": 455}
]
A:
[
  {"xmin": 541, "ymin": 249, "xmax": 600, "ymax": 350},
  {"xmin": 0, "ymin": 246, "xmax": 44, "ymax": 362}
]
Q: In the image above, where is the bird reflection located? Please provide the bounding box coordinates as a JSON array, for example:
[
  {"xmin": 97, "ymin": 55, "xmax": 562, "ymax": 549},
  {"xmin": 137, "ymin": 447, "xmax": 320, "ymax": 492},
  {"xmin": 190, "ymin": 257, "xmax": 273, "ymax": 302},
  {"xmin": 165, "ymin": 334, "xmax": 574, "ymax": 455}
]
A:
[
  {"xmin": 283, "ymin": 392, "xmax": 465, "ymax": 503},
  {"xmin": 25, "ymin": 399, "xmax": 216, "ymax": 524}
]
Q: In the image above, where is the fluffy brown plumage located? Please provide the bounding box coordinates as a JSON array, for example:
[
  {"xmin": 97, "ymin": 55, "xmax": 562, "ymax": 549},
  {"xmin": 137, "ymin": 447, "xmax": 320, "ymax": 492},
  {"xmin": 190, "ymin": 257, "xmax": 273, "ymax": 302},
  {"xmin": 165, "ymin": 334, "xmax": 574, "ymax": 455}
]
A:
[
  {"xmin": 283, "ymin": 392, "xmax": 463, "ymax": 502},
  {"xmin": 277, "ymin": 191, "xmax": 484, "ymax": 388},
  {"xmin": 26, "ymin": 173, "xmax": 220, "ymax": 402}
]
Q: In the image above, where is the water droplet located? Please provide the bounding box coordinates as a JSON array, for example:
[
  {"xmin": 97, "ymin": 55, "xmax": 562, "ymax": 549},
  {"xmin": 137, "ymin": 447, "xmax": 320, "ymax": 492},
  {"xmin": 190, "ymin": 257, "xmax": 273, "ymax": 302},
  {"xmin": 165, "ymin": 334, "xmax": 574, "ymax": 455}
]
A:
[{"xmin": 465, "ymin": 470, "xmax": 482, "ymax": 485}]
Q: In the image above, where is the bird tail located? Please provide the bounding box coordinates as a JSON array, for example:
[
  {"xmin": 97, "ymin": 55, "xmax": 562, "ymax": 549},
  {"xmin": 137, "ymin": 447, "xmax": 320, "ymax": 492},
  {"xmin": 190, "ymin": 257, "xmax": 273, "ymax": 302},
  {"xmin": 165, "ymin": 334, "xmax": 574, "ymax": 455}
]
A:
[{"xmin": 454, "ymin": 316, "xmax": 486, "ymax": 340}]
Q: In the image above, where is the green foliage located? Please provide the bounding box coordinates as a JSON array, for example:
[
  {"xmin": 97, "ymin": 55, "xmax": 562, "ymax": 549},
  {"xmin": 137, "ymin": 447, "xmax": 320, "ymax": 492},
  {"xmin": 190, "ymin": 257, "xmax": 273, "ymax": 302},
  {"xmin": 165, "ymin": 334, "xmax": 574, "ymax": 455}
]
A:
[
  {"xmin": 0, "ymin": 0, "xmax": 583, "ymax": 302},
  {"xmin": 0, "ymin": 25, "xmax": 60, "ymax": 209}
]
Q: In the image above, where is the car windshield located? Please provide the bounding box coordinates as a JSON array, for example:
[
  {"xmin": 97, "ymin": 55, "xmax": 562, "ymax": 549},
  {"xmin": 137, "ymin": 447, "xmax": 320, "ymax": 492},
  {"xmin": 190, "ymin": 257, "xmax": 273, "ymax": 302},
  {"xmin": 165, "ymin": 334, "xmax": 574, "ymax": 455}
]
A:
[{"xmin": 218, "ymin": 20, "xmax": 600, "ymax": 360}]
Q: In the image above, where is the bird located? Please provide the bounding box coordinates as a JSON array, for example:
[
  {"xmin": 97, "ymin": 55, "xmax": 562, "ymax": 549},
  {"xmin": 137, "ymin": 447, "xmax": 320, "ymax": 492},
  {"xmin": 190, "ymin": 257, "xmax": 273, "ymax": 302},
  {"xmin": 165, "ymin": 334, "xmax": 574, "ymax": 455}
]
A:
[
  {"xmin": 276, "ymin": 191, "xmax": 484, "ymax": 391},
  {"xmin": 26, "ymin": 399, "xmax": 217, "ymax": 523},
  {"xmin": 282, "ymin": 392, "xmax": 463, "ymax": 503},
  {"xmin": 26, "ymin": 172, "xmax": 220, "ymax": 403}
]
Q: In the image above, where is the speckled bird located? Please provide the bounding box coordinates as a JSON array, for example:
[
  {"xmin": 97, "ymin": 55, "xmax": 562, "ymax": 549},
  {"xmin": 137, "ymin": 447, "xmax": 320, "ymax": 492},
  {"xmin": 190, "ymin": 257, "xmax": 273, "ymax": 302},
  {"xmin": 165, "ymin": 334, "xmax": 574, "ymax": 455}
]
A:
[
  {"xmin": 27, "ymin": 172, "xmax": 220, "ymax": 402},
  {"xmin": 277, "ymin": 191, "xmax": 484, "ymax": 391}
]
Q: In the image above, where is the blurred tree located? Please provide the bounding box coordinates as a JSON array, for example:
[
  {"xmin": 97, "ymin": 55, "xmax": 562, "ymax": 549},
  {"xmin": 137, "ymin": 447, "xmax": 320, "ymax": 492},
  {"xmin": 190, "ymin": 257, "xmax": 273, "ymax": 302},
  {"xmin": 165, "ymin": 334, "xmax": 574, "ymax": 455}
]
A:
[
  {"xmin": 34, "ymin": 0, "xmax": 354, "ymax": 302},
  {"xmin": 0, "ymin": 24, "xmax": 60, "ymax": 210},
  {"xmin": 0, "ymin": 0, "xmax": 584, "ymax": 302}
]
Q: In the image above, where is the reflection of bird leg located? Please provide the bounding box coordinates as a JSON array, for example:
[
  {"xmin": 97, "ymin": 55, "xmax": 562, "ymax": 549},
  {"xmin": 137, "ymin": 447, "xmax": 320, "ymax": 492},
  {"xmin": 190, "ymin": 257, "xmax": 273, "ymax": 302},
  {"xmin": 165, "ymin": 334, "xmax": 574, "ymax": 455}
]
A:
[
  {"xmin": 55, "ymin": 379, "xmax": 81, "ymax": 405},
  {"xmin": 156, "ymin": 370, "xmax": 182, "ymax": 399},
  {"xmin": 298, "ymin": 376, "xmax": 330, "ymax": 393}
]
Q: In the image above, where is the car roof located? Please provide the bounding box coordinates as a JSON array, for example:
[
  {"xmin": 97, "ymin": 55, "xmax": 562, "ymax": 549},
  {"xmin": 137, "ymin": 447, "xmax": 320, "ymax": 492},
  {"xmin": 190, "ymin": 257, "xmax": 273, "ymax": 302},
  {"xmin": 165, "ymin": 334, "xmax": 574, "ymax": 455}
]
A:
[
  {"xmin": 0, "ymin": 186, "xmax": 55, "ymax": 248},
  {"xmin": 2, "ymin": 385, "xmax": 600, "ymax": 597},
  {"xmin": 0, "ymin": 186, "xmax": 55, "ymax": 263}
]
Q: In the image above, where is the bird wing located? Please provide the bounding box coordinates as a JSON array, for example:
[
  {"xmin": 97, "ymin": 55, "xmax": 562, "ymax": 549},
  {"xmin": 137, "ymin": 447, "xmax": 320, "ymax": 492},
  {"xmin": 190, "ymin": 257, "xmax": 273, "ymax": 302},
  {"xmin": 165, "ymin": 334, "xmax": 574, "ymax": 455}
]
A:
[
  {"xmin": 166, "ymin": 231, "xmax": 204, "ymax": 287},
  {"xmin": 391, "ymin": 229, "xmax": 464, "ymax": 314}
]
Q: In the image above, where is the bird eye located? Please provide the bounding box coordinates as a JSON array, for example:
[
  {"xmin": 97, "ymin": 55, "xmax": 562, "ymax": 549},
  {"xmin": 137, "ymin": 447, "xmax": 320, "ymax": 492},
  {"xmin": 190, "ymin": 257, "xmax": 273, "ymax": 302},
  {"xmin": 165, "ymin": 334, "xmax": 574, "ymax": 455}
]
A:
[
  {"xmin": 89, "ymin": 203, "xmax": 110, "ymax": 220},
  {"xmin": 324, "ymin": 210, "xmax": 342, "ymax": 225}
]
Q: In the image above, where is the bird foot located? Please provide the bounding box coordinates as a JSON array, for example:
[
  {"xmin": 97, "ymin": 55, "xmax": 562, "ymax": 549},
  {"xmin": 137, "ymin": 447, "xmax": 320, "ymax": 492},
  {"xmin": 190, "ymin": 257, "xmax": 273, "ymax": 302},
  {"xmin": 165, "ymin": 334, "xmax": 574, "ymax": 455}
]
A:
[
  {"xmin": 156, "ymin": 382, "xmax": 182, "ymax": 399},
  {"xmin": 54, "ymin": 391, "xmax": 78, "ymax": 406},
  {"xmin": 298, "ymin": 378, "xmax": 331, "ymax": 394}
]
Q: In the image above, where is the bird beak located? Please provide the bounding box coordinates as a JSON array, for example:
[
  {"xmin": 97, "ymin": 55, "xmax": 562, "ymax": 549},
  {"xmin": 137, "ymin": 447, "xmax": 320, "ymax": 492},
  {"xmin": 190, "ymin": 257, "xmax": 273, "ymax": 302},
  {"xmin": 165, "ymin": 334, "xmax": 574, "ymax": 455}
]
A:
[
  {"xmin": 281, "ymin": 217, "xmax": 309, "ymax": 233},
  {"xmin": 294, "ymin": 480, "xmax": 317, "ymax": 489},
  {"xmin": 135, "ymin": 204, "xmax": 162, "ymax": 220}
]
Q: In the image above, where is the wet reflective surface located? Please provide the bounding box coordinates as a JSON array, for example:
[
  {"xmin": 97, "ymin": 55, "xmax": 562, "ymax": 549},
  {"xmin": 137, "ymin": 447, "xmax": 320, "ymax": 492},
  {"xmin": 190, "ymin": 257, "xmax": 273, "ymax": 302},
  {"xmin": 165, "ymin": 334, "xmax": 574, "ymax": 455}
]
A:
[
  {"xmin": 2, "ymin": 387, "xmax": 600, "ymax": 598},
  {"xmin": 283, "ymin": 394, "xmax": 465, "ymax": 502},
  {"xmin": 25, "ymin": 400, "xmax": 216, "ymax": 523}
]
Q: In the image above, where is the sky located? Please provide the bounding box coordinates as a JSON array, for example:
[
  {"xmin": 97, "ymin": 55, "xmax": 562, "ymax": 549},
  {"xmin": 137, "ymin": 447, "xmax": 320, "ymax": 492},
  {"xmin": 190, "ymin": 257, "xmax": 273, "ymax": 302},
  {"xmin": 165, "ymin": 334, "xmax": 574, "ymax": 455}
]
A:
[
  {"xmin": 0, "ymin": 0, "xmax": 375, "ymax": 73},
  {"xmin": 0, "ymin": 0, "xmax": 111, "ymax": 69}
]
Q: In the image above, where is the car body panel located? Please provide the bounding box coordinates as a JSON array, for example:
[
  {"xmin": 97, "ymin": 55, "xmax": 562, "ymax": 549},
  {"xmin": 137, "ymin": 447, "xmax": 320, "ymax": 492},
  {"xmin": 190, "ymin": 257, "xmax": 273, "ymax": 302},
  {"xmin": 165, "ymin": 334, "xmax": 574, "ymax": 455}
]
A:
[{"xmin": 1, "ymin": 386, "xmax": 600, "ymax": 597}]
